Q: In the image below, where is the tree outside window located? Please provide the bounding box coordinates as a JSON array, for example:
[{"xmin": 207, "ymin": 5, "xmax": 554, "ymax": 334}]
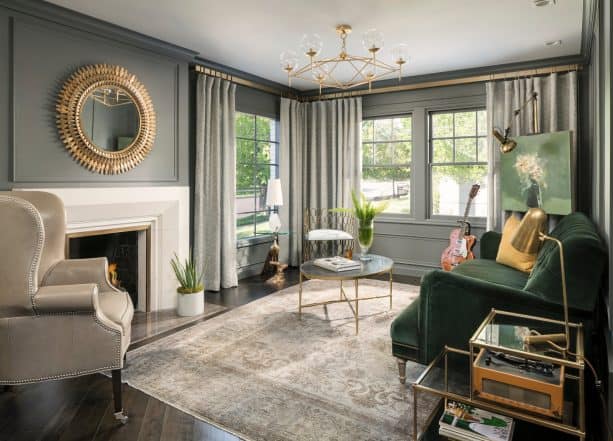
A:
[
  {"xmin": 235, "ymin": 112, "xmax": 279, "ymax": 239},
  {"xmin": 430, "ymin": 109, "xmax": 488, "ymax": 218},
  {"xmin": 361, "ymin": 116, "xmax": 412, "ymax": 214}
]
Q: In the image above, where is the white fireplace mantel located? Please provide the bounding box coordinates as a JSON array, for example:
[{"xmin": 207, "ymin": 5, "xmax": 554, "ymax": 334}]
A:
[{"xmin": 13, "ymin": 186, "xmax": 190, "ymax": 312}]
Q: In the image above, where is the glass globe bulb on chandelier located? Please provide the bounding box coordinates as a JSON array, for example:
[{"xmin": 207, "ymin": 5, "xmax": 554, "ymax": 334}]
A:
[{"xmin": 280, "ymin": 24, "xmax": 409, "ymax": 92}]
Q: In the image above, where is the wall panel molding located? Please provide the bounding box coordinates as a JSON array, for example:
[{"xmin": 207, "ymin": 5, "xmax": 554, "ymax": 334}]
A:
[{"xmin": 1, "ymin": 10, "xmax": 189, "ymax": 188}]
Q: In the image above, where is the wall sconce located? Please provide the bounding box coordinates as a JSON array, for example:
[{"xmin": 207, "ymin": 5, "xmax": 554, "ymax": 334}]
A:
[{"xmin": 493, "ymin": 91, "xmax": 539, "ymax": 154}]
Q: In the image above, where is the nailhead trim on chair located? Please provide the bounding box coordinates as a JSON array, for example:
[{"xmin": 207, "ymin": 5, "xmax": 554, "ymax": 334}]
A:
[
  {"xmin": 0, "ymin": 196, "xmax": 44, "ymax": 310},
  {"xmin": 0, "ymin": 197, "xmax": 124, "ymax": 385},
  {"xmin": 0, "ymin": 312, "xmax": 122, "ymax": 385}
]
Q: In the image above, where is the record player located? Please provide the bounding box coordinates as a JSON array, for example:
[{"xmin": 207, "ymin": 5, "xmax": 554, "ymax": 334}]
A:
[
  {"xmin": 472, "ymin": 347, "xmax": 564, "ymax": 419},
  {"xmin": 468, "ymin": 310, "xmax": 583, "ymax": 421}
]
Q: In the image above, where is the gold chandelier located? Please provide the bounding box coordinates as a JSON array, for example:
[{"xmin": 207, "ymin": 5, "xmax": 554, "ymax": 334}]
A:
[{"xmin": 280, "ymin": 25, "xmax": 409, "ymax": 92}]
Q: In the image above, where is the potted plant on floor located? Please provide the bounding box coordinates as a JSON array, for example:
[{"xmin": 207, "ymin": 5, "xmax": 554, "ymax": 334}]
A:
[
  {"xmin": 334, "ymin": 191, "xmax": 388, "ymax": 261},
  {"xmin": 171, "ymin": 253, "xmax": 205, "ymax": 317}
]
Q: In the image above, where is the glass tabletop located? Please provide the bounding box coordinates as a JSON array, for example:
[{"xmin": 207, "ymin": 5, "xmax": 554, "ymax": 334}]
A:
[
  {"xmin": 300, "ymin": 254, "xmax": 393, "ymax": 280},
  {"xmin": 470, "ymin": 310, "xmax": 583, "ymax": 365}
]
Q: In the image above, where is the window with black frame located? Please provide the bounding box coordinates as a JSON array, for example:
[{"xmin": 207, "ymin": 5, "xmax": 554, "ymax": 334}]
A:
[
  {"xmin": 235, "ymin": 112, "xmax": 279, "ymax": 240},
  {"xmin": 429, "ymin": 109, "xmax": 488, "ymax": 218},
  {"xmin": 361, "ymin": 116, "xmax": 412, "ymax": 215}
]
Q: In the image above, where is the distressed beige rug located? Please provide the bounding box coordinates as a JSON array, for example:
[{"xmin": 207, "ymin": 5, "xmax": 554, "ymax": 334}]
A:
[{"xmin": 123, "ymin": 279, "xmax": 437, "ymax": 440}]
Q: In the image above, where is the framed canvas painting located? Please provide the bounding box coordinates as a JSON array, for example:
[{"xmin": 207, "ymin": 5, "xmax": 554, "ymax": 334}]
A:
[{"xmin": 500, "ymin": 130, "xmax": 573, "ymax": 215}]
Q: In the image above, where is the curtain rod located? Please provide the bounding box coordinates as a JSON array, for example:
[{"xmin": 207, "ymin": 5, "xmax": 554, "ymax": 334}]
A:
[
  {"xmin": 303, "ymin": 63, "xmax": 583, "ymax": 102},
  {"xmin": 195, "ymin": 63, "xmax": 582, "ymax": 102},
  {"xmin": 193, "ymin": 64, "xmax": 295, "ymax": 98}
]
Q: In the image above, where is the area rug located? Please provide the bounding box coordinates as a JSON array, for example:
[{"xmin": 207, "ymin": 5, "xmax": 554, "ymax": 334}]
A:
[{"xmin": 122, "ymin": 279, "xmax": 438, "ymax": 440}]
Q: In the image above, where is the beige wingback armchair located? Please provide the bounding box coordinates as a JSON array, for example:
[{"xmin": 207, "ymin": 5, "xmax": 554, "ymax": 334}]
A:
[{"xmin": 0, "ymin": 191, "xmax": 134, "ymax": 422}]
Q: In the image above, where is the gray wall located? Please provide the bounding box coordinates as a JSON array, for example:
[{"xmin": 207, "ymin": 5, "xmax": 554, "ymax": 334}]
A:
[
  {"xmin": 585, "ymin": 0, "xmax": 613, "ymax": 427},
  {"xmin": 364, "ymin": 83, "xmax": 487, "ymax": 277},
  {"xmin": 0, "ymin": 5, "xmax": 191, "ymax": 189}
]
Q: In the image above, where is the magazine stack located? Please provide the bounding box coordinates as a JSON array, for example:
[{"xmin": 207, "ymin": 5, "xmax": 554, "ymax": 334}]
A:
[
  {"xmin": 438, "ymin": 401, "xmax": 514, "ymax": 441},
  {"xmin": 313, "ymin": 256, "xmax": 361, "ymax": 272}
]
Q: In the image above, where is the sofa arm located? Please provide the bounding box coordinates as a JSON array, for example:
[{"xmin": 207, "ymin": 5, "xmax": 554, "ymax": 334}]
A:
[
  {"xmin": 418, "ymin": 269, "xmax": 559, "ymax": 363},
  {"xmin": 42, "ymin": 258, "xmax": 118, "ymax": 292},
  {"xmin": 480, "ymin": 231, "xmax": 502, "ymax": 260},
  {"xmin": 33, "ymin": 284, "xmax": 99, "ymax": 313}
]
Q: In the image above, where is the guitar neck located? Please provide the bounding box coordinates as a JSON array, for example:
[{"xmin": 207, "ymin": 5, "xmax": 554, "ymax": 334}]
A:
[{"xmin": 459, "ymin": 199, "xmax": 474, "ymax": 236}]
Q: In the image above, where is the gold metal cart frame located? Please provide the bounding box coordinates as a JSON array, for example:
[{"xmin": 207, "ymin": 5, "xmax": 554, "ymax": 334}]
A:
[
  {"xmin": 412, "ymin": 309, "xmax": 586, "ymax": 441},
  {"xmin": 298, "ymin": 255, "xmax": 393, "ymax": 335}
]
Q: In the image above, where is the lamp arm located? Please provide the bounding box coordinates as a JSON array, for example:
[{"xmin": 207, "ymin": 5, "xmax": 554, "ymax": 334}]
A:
[{"xmin": 540, "ymin": 233, "xmax": 570, "ymax": 353}]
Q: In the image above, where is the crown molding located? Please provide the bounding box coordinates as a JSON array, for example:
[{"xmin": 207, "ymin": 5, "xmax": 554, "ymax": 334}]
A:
[{"xmin": 0, "ymin": 0, "xmax": 198, "ymax": 61}]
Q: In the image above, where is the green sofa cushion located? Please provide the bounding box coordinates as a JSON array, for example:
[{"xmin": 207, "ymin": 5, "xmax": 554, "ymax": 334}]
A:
[
  {"xmin": 451, "ymin": 259, "xmax": 529, "ymax": 290},
  {"xmin": 525, "ymin": 212, "xmax": 606, "ymax": 312}
]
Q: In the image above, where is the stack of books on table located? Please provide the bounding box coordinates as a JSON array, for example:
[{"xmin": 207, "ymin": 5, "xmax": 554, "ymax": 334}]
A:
[
  {"xmin": 439, "ymin": 401, "xmax": 514, "ymax": 441},
  {"xmin": 313, "ymin": 256, "xmax": 361, "ymax": 272}
]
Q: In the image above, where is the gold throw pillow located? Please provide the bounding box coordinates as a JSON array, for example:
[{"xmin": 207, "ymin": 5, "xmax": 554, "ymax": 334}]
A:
[{"xmin": 496, "ymin": 215, "xmax": 538, "ymax": 273}]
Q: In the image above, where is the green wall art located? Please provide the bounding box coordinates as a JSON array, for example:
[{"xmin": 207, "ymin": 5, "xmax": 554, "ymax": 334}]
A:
[{"xmin": 501, "ymin": 130, "xmax": 573, "ymax": 215}]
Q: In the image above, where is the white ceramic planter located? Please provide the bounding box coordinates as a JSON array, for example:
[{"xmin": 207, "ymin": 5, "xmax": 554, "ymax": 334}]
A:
[{"xmin": 176, "ymin": 290, "xmax": 205, "ymax": 317}]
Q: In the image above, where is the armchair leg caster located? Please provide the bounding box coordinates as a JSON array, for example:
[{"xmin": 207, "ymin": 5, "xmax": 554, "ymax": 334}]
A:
[
  {"xmin": 396, "ymin": 358, "xmax": 407, "ymax": 384},
  {"xmin": 112, "ymin": 369, "xmax": 128, "ymax": 424}
]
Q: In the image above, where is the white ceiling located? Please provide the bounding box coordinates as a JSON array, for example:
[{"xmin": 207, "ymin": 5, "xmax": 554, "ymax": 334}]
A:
[{"xmin": 47, "ymin": 0, "xmax": 584, "ymax": 90}]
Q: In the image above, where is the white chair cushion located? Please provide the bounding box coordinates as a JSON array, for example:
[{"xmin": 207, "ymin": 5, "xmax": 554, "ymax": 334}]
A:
[{"xmin": 307, "ymin": 229, "xmax": 353, "ymax": 241}]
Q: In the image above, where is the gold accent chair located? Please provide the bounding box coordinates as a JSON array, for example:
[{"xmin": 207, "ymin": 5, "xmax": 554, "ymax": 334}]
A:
[
  {"xmin": 0, "ymin": 191, "xmax": 133, "ymax": 422},
  {"xmin": 302, "ymin": 208, "xmax": 356, "ymax": 262}
]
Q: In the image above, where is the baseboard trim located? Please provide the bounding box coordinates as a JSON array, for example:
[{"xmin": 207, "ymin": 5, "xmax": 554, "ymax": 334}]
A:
[{"xmin": 237, "ymin": 263, "xmax": 264, "ymax": 280}]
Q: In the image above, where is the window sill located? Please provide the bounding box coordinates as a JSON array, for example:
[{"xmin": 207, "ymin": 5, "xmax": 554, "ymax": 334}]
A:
[
  {"xmin": 236, "ymin": 235, "xmax": 274, "ymax": 248},
  {"xmin": 374, "ymin": 216, "xmax": 487, "ymax": 229}
]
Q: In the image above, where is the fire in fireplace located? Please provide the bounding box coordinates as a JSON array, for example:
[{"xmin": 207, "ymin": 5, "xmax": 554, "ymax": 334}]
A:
[{"xmin": 67, "ymin": 227, "xmax": 150, "ymax": 311}]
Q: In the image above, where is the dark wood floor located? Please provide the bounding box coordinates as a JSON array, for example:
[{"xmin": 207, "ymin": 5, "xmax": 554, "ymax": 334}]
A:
[
  {"xmin": 0, "ymin": 269, "xmax": 423, "ymax": 441},
  {"xmin": 0, "ymin": 269, "xmax": 313, "ymax": 441}
]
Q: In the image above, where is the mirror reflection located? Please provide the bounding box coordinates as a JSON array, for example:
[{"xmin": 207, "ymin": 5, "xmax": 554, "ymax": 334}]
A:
[{"xmin": 80, "ymin": 86, "xmax": 140, "ymax": 151}]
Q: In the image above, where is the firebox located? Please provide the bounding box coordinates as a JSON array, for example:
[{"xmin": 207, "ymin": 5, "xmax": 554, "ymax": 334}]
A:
[{"xmin": 66, "ymin": 226, "xmax": 150, "ymax": 311}]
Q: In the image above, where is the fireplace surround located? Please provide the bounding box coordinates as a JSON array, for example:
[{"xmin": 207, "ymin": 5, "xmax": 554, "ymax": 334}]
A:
[{"xmin": 14, "ymin": 186, "xmax": 190, "ymax": 312}]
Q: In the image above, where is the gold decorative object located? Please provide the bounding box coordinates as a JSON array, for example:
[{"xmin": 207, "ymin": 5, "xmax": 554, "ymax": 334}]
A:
[
  {"xmin": 56, "ymin": 64, "xmax": 156, "ymax": 174},
  {"xmin": 280, "ymin": 25, "xmax": 409, "ymax": 93}
]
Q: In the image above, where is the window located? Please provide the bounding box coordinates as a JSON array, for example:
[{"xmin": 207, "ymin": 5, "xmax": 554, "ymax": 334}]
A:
[
  {"xmin": 235, "ymin": 112, "xmax": 279, "ymax": 240},
  {"xmin": 361, "ymin": 116, "xmax": 412, "ymax": 214},
  {"xmin": 429, "ymin": 109, "xmax": 488, "ymax": 218}
]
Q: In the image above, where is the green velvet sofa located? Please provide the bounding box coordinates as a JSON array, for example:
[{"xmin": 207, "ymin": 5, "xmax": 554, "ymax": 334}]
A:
[{"xmin": 390, "ymin": 212, "xmax": 606, "ymax": 383}]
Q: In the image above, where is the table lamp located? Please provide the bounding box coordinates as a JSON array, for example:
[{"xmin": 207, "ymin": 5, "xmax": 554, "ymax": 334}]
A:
[
  {"xmin": 266, "ymin": 178, "xmax": 283, "ymax": 233},
  {"xmin": 511, "ymin": 207, "xmax": 570, "ymax": 352}
]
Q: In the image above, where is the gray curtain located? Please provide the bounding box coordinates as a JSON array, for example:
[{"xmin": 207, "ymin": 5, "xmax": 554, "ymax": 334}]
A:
[
  {"xmin": 486, "ymin": 72, "xmax": 577, "ymax": 231},
  {"xmin": 280, "ymin": 97, "xmax": 362, "ymax": 266},
  {"xmin": 194, "ymin": 75, "xmax": 238, "ymax": 290}
]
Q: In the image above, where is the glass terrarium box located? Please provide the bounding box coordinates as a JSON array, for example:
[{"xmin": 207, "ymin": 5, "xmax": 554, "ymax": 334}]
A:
[{"xmin": 469, "ymin": 309, "xmax": 584, "ymax": 425}]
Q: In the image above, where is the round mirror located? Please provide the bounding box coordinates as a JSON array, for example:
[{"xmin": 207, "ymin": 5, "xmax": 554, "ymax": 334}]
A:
[
  {"xmin": 57, "ymin": 64, "xmax": 156, "ymax": 174},
  {"xmin": 79, "ymin": 86, "xmax": 140, "ymax": 151}
]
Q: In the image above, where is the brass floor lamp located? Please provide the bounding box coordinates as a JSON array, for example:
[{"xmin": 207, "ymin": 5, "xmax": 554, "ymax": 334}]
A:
[{"xmin": 510, "ymin": 207, "xmax": 570, "ymax": 353}]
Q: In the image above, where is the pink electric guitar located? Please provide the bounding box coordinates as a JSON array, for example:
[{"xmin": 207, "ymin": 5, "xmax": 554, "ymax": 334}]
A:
[{"xmin": 440, "ymin": 184, "xmax": 480, "ymax": 271}]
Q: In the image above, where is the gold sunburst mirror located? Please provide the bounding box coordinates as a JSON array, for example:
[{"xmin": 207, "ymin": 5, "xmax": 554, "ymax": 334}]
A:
[{"xmin": 56, "ymin": 64, "xmax": 156, "ymax": 174}]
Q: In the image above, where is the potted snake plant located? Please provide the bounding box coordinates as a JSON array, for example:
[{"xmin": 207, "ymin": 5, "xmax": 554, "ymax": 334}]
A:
[
  {"xmin": 334, "ymin": 190, "xmax": 388, "ymax": 261},
  {"xmin": 171, "ymin": 253, "xmax": 205, "ymax": 316}
]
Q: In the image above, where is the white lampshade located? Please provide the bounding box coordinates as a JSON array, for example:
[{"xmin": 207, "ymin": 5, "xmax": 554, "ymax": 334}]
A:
[{"xmin": 266, "ymin": 178, "xmax": 284, "ymax": 207}]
